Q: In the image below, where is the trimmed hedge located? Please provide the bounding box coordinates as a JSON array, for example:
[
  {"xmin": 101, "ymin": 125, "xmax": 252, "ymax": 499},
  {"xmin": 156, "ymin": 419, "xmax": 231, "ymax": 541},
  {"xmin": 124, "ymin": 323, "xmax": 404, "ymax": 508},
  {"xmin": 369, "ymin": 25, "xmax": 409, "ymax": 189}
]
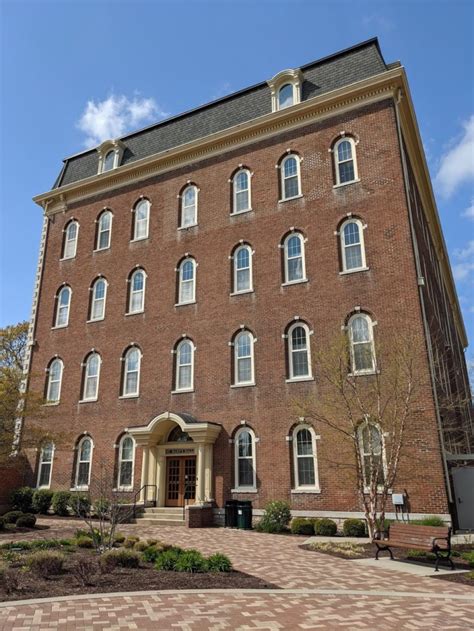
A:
[
  {"xmin": 256, "ymin": 500, "xmax": 292, "ymax": 533},
  {"xmin": 207, "ymin": 553, "xmax": 232, "ymax": 572},
  {"xmin": 100, "ymin": 549, "xmax": 141, "ymax": 571},
  {"xmin": 290, "ymin": 517, "xmax": 315, "ymax": 536},
  {"xmin": 10, "ymin": 487, "xmax": 34, "ymax": 513},
  {"xmin": 2, "ymin": 511, "xmax": 24, "ymax": 524},
  {"xmin": 51, "ymin": 491, "xmax": 72, "ymax": 516},
  {"xmin": 32, "ymin": 489, "xmax": 54, "ymax": 514},
  {"xmin": 313, "ymin": 518, "xmax": 337, "ymax": 536},
  {"xmin": 27, "ymin": 551, "xmax": 64, "ymax": 577},
  {"xmin": 16, "ymin": 513, "xmax": 37, "ymax": 528},
  {"xmin": 342, "ymin": 519, "xmax": 366, "ymax": 537}
]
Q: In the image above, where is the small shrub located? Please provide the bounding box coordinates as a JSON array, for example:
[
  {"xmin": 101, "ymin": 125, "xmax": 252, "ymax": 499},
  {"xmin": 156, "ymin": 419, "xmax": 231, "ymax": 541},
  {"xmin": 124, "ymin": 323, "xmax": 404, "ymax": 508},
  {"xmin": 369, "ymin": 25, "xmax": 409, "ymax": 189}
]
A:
[
  {"xmin": 461, "ymin": 551, "xmax": 474, "ymax": 567},
  {"xmin": 0, "ymin": 517, "xmax": 5, "ymax": 531},
  {"xmin": 59, "ymin": 539, "xmax": 75, "ymax": 547},
  {"xmin": 257, "ymin": 500, "xmax": 292, "ymax": 533},
  {"xmin": 411, "ymin": 516, "xmax": 445, "ymax": 527},
  {"xmin": 72, "ymin": 557, "xmax": 97, "ymax": 586},
  {"xmin": 343, "ymin": 519, "xmax": 366, "ymax": 537},
  {"xmin": 51, "ymin": 491, "xmax": 72, "ymax": 516},
  {"xmin": 0, "ymin": 541, "xmax": 33, "ymax": 551},
  {"xmin": 147, "ymin": 538, "xmax": 158, "ymax": 546},
  {"xmin": 10, "ymin": 487, "xmax": 34, "ymax": 513},
  {"xmin": 75, "ymin": 535, "xmax": 94, "ymax": 548},
  {"xmin": 114, "ymin": 532, "xmax": 126, "ymax": 544},
  {"xmin": 290, "ymin": 517, "xmax": 315, "ymax": 536},
  {"xmin": 27, "ymin": 551, "xmax": 65, "ymax": 577},
  {"xmin": 100, "ymin": 549, "xmax": 140, "ymax": 571},
  {"xmin": 3, "ymin": 511, "xmax": 24, "ymax": 524},
  {"xmin": 142, "ymin": 545, "xmax": 162, "ymax": 563},
  {"xmin": 32, "ymin": 489, "xmax": 53, "ymax": 514},
  {"xmin": 314, "ymin": 518, "xmax": 337, "ymax": 536},
  {"xmin": 69, "ymin": 494, "xmax": 91, "ymax": 517},
  {"xmin": 207, "ymin": 553, "xmax": 232, "ymax": 572},
  {"xmin": 175, "ymin": 549, "xmax": 207, "ymax": 573},
  {"xmin": 124, "ymin": 535, "xmax": 140, "ymax": 548},
  {"xmin": 134, "ymin": 540, "xmax": 149, "ymax": 552},
  {"xmin": 0, "ymin": 564, "xmax": 20, "ymax": 594},
  {"xmin": 154, "ymin": 547, "xmax": 183, "ymax": 571},
  {"xmin": 30, "ymin": 539, "xmax": 62, "ymax": 550},
  {"xmin": 16, "ymin": 513, "xmax": 37, "ymax": 529}
]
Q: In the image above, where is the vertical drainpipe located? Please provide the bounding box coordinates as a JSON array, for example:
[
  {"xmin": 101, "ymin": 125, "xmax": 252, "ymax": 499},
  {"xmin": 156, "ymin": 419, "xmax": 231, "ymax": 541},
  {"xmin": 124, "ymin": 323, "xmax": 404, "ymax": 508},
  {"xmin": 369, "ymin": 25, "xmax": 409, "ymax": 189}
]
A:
[{"xmin": 393, "ymin": 89, "xmax": 453, "ymax": 506}]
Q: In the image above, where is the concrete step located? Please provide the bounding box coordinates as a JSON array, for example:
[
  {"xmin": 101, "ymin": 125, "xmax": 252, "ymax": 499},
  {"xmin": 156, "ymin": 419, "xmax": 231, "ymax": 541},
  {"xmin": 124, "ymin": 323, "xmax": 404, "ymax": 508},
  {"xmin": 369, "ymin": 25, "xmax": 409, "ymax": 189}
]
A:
[
  {"xmin": 142, "ymin": 507, "xmax": 184, "ymax": 516},
  {"xmin": 132, "ymin": 518, "xmax": 186, "ymax": 527}
]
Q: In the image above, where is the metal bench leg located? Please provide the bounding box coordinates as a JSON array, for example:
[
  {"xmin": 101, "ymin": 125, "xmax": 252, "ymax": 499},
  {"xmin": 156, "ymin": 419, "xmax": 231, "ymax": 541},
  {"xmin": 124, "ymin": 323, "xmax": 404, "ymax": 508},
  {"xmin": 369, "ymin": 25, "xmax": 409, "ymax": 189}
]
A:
[{"xmin": 375, "ymin": 543, "xmax": 393, "ymax": 560}]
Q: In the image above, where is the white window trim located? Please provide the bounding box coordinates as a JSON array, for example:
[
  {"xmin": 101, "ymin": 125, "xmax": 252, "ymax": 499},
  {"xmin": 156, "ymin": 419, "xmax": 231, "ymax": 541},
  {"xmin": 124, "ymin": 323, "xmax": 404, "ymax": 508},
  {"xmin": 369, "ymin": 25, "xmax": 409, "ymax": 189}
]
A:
[
  {"xmin": 95, "ymin": 211, "xmax": 113, "ymax": 251},
  {"xmin": 357, "ymin": 420, "xmax": 387, "ymax": 493},
  {"xmin": 36, "ymin": 443, "xmax": 55, "ymax": 489},
  {"xmin": 46, "ymin": 358, "xmax": 64, "ymax": 403},
  {"xmin": 267, "ymin": 68, "xmax": 303, "ymax": 113},
  {"xmin": 90, "ymin": 278, "xmax": 108, "ymax": 322},
  {"xmin": 234, "ymin": 427, "xmax": 257, "ymax": 491},
  {"xmin": 122, "ymin": 347, "xmax": 142, "ymax": 397},
  {"xmin": 232, "ymin": 169, "xmax": 252, "ymax": 215},
  {"xmin": 333, "ymin": 137, "xmax": 359, "ymax": 187},
  {"xmin": 280, "ymin": 154, "xmax": 302, "ymax": 201},
  {"xmin": 82, "ymin": 353, "xmax": 101, "ymax": 402},
  {"xmin": 178, "ymin": 258, "xmax": 196, "ymax": 305},
  {"xmin": 62, "ymin": 221, "xmax": 79, "ymax": 260},
  {"xmin": 283, "ymin": 232, "xmax": 307, "ymax": 284},
  {"xmin": 175, "ymin": 339, "xmax": 195, "ymax": 392},
  {"xmin": 287, "ymin": 322, "xmax": 312, "ymax": 380},
  {"xmin": 180, "ymin": 185, "xmax": 199, "ymax": 228},
  {"xmin": 233, "ymin": 244, "xmax": 253, "ymax": 294},
  {"xmin": 127, "ymin": 269, "xmax": 147, "ymax": 315},
  {"xmin": 74, "ymin": 437, "xmax": 94, "ymax": 490},
  {"xmin": 96, "ymin": 139, "xmax": 125, "ymax": 174},
  {"xmin": 348, "ymin": 313, "xmax": 376, "ymax": 376},
  {"xmin": 132, "ymin": 199, "xmax": 150, "ymax": 241},
  {"xmin": 117, "ymin": 435, "xmax": 135, "ymax": 491},
  {"xmin": 292, "ymin": 425, "xmax": 320, "ymax": 492},
  {"xmin": 55, "ymin": 286, "xmax": 72, "ymax": 328},
  {"xmin": 340, "ymin": 218, "xmax": 367, "ymax": 273},
  {"xmin": 233, "ymin": 330, "xmax": 255, "ymax": 387}
]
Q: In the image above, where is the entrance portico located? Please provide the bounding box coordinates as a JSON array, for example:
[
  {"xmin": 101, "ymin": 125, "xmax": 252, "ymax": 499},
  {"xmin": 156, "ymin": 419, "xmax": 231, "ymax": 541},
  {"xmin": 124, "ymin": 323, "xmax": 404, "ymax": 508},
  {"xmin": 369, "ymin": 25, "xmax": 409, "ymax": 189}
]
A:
[{"xmin": 128, "ymin": 412, "xmax": 221, "ymax": 508}]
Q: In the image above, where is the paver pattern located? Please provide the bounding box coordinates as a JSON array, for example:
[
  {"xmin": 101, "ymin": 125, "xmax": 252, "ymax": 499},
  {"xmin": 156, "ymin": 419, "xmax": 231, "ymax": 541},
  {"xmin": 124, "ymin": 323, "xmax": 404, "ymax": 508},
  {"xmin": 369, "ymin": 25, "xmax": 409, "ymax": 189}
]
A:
[{"xmin": 1, "ymin": 518, "xmax": 473, "ymax": 630}]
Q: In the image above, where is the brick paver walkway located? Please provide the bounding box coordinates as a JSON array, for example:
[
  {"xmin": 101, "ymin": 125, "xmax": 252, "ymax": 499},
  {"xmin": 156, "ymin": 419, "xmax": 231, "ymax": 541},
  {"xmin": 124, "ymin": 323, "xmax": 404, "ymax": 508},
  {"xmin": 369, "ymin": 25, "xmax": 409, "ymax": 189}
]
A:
[{"xmin": 1, "ymin": 518, "xmax": 473, "ymax": 629}]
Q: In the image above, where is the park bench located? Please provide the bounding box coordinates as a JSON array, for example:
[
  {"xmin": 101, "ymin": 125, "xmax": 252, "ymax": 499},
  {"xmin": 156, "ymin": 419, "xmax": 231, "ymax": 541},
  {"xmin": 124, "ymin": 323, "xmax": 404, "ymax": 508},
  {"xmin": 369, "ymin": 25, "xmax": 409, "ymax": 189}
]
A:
[{"xmin": 373, "ymin": 522, "xmax": 454, "ymax": 571}]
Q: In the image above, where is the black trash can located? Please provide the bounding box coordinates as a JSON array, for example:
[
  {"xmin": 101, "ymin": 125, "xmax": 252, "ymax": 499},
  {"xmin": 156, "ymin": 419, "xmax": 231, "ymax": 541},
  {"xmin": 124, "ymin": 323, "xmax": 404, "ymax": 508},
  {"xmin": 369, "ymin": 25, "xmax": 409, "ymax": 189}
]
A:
[
  {"xmin": 225, "ymin": 500, "xmax": 238, "ymax": 528},
  {"xmin": 236, "ymin": 500, "xmax": 253, "ymax": 530}
]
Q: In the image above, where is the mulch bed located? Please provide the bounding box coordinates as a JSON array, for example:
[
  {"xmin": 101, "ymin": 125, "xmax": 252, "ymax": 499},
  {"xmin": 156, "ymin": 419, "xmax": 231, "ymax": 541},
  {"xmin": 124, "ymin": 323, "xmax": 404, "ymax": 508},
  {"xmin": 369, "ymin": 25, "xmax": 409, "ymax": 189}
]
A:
[{"xmin": 0, "ymin": 550, "xmax": 278, "ymax": 603}]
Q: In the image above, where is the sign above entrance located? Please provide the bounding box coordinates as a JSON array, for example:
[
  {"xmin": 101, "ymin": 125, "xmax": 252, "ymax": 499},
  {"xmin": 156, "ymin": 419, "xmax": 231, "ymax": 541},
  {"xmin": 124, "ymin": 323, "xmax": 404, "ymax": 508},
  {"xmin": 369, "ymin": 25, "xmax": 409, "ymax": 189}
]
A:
[{"xmin": 165, "ymin": 448, "xmax": 195, "ymax": 455}]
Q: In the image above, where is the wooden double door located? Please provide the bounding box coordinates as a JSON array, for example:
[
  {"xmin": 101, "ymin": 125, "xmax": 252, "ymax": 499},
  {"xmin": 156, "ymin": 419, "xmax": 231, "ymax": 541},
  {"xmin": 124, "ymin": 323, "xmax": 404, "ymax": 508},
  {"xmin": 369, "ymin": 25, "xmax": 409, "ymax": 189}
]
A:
[{"xmin": 165, "ymin": 456, "xmax": 197, "ymax": 507}]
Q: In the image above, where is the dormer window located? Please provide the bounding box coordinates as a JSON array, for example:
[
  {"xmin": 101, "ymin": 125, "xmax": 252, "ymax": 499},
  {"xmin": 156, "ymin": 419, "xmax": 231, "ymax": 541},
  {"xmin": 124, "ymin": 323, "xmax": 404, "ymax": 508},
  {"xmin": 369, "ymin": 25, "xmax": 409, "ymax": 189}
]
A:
[
  {"xmin": 96, "ymin": 139, "xmax": 125, "ymax": 174},
  {"xmin": 268, "ymin": 68, "xmax": 303, "ymax": 112}
]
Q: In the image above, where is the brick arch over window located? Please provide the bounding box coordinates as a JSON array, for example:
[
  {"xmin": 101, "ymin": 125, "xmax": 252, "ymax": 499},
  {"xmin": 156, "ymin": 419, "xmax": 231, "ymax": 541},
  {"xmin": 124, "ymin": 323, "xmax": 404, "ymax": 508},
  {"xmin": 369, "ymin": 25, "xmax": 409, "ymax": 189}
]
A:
[
  {"xmin": 280, "ymin": 229, "xmax": 307, "ymax": 284},
  {"xmin": 73, "ymin": 434, "xmax": 94, "ymax": 490},
  {"xmin": 232, "ymin": 425, "xmax": 258, "ymax": 491},
  {"xmin": 88, "ymin": 276, "xmax": 108, "ymax": 321},
  {"xmin": 126, "ymin": 267, "xmax": 147, "ymax": 314},
  {"xmin": 62, "ymin": 219, "xmax": 79, "ymax": 259},
  {"xmin": 276, "ymin": 150, "xmax": 302, "ymax": 201},
  {"xmin": 95, "ymin": 209, "xmax": 113, "ymax": 250},
  {"xmin": 120, "ymin": 344, "xmax": 142, "ymax": 397},
  {"xmin": 283, "ymin": 319, "xmax": 313, "ymax": 381},
  {"xmin": 336, "ymin": 215, "xmax": 368, "ymax": 273},
  {"xmin": 80, "ymin": 350, "xmax": 102, "ymax": 402},
  {"xmin": 172, "ymin": 337, "xmax": 195, "ymax": 392},
  {"xmin": 44, "ymin": 356, "xmax": 64, "ymax": 402},
  {"xmin": 131, "ymin": 197, "xmax": 151, "ymax": 241},
  {"xmin": 178, "ymin": 182, "xmax": 199, "ymax": 228},
  {"xmin": 229, "ymin": 327, "xmax": 256, "ymax": 386},
  {"xmin": 288, "ymin": 422, "xmax": 320, "ymax": 491},
  {"xmin": 175, "ymin": 256, "xmax": 196, "ymax": 305},
  {"xmin": 344, "ymin": 311, "xmax": 377, "ymax": 375},
  {"xmin": 115, "ymin": 433, "xmax": 136, "ymax": 490},
  {"xmin": 230, "ymin": 241, "xmax": 254, "ymax": 294},
  {"xmin": 53, "ymin": 284, "xmax": 72, "ymax": 328},
  {"xmin": 229, "ymin": 165, "xmax": 253, "ymax": 214},
  {"xmin": 330, "ymin": 133, "xmax": 359, "ymax": 186}
]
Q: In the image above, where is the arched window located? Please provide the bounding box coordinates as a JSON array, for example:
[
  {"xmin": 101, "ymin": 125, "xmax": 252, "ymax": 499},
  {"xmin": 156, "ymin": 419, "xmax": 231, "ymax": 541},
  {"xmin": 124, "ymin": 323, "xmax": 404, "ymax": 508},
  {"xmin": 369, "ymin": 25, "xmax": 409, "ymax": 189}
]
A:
[
  {"xmin": 128, "ymin": 269, "xmax": 146, "ymax": 314},
  {"xmin": 287, "ymin": 322, "xmax": 312, "ymax": 380},
  {"xmin": 233, "ymin": 244, "xmax": 253, "ymax": 293},
  {"xmin": 340, "ymin": 219, "xmax": 366, "ymax": 272},
  {"xmin": 62, "ymin": 221, "xmax": 79, "ymax": 259},
  {"xmin": 122, "ymin": 346, "xmax": 142, "ymax": 396},
  {"xmin": 175, "ymin": 339, "xmax": 194, "ymax": 391},
  {"xmin": 293, "ymin": 426, "xmax": 319, "ymax": 490},
  {"xmin": 46, "ymin": 358, "xmax": 63, "ymax": 403},
  {"xmin": 168, "ymin": 426, "xmax": 193, "ymax": 442},
  {"xmin": 103, "ymin": 150, "xmax": 115, "ymax": 172},
  {"xmin": 233, "ymin": 330, "xmax": 255, "ymax": 386},
  {"xmin": 234, "ymin": 428, "xmax": 256, "ymax": 490},
  {"xmin": 132, "ymin": 198, "xmax": 150, "ymax": 240},
  {"xmin": 37, "ymin": 443, "xmax": 54, "ymax": 488},
  {"xmin": 82, "ymin": 352, "xmax": 101, "ymax": 401},
  {"xmin": 177, "ymin": 258, "xmax": 196, "ymax": 305},
  {"xmin": 90, "ymin": 277, "xmax": 107, "ymax": 321},
  {"xmin": 55, "ymin": 286, "xmax": 71, "ymax": 327},
  {"xmin": 75, "ymin": 437, "xmax": 93, "ymax": 488},
  {"xmin": 117, "ymin": 435, "xmax": 135, "ymax": 489},
  {"xmin": 180, "ymin": 185, "xmax": 198, "ymax": 228},
  {"xmin": 348, "ymin": 314, "xmax": 376, "ymax": 374},
  {"xmin": 280, "ymin": 154, "xmax": 301, "ymax": 200},
  {"xmin": 357, "ymin": 422, "xmax": 385, "ymax": 488},
  {"xmin": 232, "ymin": 169, "xmax": 251, "ymax": 214},
  {"xmin": 283, "ymin": 232, "xmax": 306, "ymax": 284},
  {"xmin": 334, "ymin": 137, "xmax": 358, "ymax": 185},
  {"xmin": 278, "ymin": 83, "xmax": 294, "ymax": 109},
  {"xmin": 96, "ymin": 210, "xmax": 112, "ymax": 250}
]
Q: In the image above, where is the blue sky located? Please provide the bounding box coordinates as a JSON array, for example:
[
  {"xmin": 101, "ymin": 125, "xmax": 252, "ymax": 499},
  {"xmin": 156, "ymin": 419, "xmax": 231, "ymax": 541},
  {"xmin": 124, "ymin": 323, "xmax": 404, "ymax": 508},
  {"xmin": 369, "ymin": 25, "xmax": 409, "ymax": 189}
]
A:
[{"xmin": 1, "ymin": 0, "xmax": 473, "ymax": 369}]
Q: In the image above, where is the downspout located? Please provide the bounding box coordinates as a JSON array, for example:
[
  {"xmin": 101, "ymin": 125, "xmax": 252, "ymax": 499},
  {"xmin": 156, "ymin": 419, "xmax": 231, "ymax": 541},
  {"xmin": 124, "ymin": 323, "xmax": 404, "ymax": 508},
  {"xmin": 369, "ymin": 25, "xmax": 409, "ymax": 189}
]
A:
[{"xmin": 393, "ymin": 89, "xmax": 453, "ymax": 504}]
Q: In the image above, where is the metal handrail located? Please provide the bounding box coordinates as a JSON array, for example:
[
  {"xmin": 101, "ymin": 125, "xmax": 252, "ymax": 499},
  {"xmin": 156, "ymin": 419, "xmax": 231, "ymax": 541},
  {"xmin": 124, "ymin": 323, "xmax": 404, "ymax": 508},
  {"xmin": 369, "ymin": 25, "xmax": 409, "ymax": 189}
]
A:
[{"xmin": 133, "ymin": 484, "xmax": 157, "ymax": 518}]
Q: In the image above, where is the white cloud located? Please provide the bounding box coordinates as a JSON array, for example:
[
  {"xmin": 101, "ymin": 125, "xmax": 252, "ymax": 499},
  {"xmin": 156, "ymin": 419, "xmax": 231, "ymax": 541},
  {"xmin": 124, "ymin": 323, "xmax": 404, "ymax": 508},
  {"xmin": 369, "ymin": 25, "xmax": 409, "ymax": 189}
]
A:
[
  {"xmin": 77, "ymin": 94, "xmax": 168, "ymax": 148},
  {"xmin": 435, "ymin": 115, "xmax": 474, "ymax": 197},
  {"xmin": 462, "ymin": 198, "xmax": 474, "ymax": 220},
  {"xmin": 453, "ymin": 240, "xmax": 474, "ymax": 281}
]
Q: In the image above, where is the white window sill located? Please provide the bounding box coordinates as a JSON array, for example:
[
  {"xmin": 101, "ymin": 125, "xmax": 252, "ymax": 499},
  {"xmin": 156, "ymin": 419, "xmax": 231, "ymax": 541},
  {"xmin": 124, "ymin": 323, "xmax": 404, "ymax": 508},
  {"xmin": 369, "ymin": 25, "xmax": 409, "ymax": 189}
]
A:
[
  {"xmin": 339, "ymin": 267, "xmax": 369, "ymax": 276},
  {"xmin": 71, "ymin": 486, "xmax": 89, "ymax": 492},
  {"xmin": 125, "ymin": 310, "xmax": 144, "ymax": 316},
  {"xmin": 348, "ymin": 370, "xmax": 379, "ymax": 377},
  {"xmin": 86, "ymin": 317, "xmax": 105, "ymax": 323},
  {"xmin": 171, "ymin": 389, "xmax": 194, "ymax": 394},
  {"xmin": 231, "ymin": 488, "xmax": 257, "ymax": 493},
  {"xmin": 230, "ymin": 208, "xmax": 253, "ymax": 216},
  {"xmin": 281, "ymin": 279, "xmax": 308, "ymax": 287},
  {"xmin": 130, "ymin": 236, "xmax": 149, "ymax": 243},
  {"xmin": 93, "ymin": 247, "xmax": 110, "ymax": 253},
  {"xmin": 231, "ymin": 382, "xmax": 255, "ymax": 389},
  {"xmin": 278, "ymin": 194, "xmax": 303, "ymax": 203},
  {"xmin": 178, "ymin": 223, "xmax": 198, "ymax": 230},
  {"xmin": 286, "ymin": 376, "xmax": 314, "ymax": 383},
  {"xmin": 59, "ymin": 256, "xmax": 76, "ymax": 262},
  {"xmin": 230, "ymin": 289, "xmax": 254, "ymax": 296},
  {"xmin": 36, "ymin": 485, "xmax": 51, "ymax": 490},
  {"xmin": 78, "ymin": 398, "xmax": 98, "ymax": 404},
  {"xmin": 51, "ymin": 324, "xmax": 68, "ymax": 330},
  {"xmin": 42, "ymin": 401, "xmax": 60, "ymax": 407},
  {"xmin": 174, "ymin": 300, "xmax": 196, "ymax": 307},
  {"xmin": 114, "ymin": 487, "xmax": 133, "ymax": 492},
  {"xmin": 333, "ymin": 179, "xmax": 360, "ymax": 189},
  {"xmin": 119, "ymin": 394, "xmax": 139, "ymax": 400},
  {"xmin": 291, "ymin": 488, "xmax": 321, "ymax": 494}
]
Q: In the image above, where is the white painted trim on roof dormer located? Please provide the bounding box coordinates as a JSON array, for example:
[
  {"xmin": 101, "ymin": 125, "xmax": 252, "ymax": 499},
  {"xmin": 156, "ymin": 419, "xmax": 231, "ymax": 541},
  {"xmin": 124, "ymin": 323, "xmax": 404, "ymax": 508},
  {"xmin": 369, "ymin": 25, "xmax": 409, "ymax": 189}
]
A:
[
  {"xmin": 267, "ymin": 68, "xmax": 303, "ymax": 112},
  {"xmin": 97, "ymin": 139, "xmax": 125, "ymax": 174}
]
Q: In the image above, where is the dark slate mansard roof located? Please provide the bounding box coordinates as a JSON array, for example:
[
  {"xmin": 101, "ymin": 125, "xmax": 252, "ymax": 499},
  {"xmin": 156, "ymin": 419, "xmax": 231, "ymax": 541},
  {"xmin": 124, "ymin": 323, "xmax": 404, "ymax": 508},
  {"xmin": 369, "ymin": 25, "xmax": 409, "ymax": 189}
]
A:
[{"xmin": 55, "ymin": 39, "xmax": 389, "ymax": 189}]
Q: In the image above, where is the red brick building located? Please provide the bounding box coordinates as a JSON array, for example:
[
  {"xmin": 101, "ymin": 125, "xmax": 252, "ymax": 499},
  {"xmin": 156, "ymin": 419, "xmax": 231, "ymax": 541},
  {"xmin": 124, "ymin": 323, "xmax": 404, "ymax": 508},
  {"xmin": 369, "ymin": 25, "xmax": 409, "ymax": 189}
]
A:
[{"xmin": 23, "ymin": 39, "xmax": 472, "ymax": 526}]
